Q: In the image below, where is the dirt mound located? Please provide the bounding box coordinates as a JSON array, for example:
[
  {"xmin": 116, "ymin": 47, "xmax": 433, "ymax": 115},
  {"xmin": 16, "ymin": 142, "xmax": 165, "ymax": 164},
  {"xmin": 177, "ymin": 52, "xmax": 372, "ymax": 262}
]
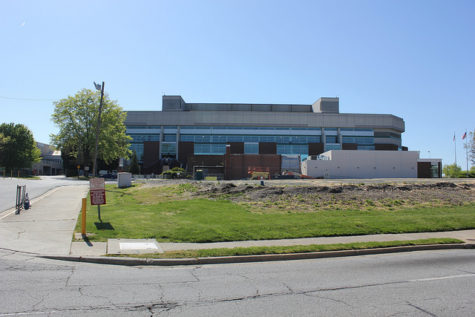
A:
[{"xmin": 197, "ymin": 181, "xmax": 474, "ymax": 211}]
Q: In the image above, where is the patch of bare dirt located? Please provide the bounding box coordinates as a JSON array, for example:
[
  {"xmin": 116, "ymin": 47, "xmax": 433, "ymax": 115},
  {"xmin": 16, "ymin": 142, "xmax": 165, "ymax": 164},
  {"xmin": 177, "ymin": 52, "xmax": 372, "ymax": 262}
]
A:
[{"xmin": 195, "ymin": 182, "xmax": 475, "ymax": 211}]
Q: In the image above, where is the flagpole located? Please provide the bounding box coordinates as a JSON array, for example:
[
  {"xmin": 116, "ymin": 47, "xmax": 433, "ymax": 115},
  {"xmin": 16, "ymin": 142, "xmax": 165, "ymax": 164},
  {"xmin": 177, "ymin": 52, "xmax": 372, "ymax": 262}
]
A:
[
  {"xmin": 464, "ymin": 131, "xmax": 468, "ymax": 177},
  {"xmin": 454, "ymin": 132, "xmax": 457, "ymax": 165}
]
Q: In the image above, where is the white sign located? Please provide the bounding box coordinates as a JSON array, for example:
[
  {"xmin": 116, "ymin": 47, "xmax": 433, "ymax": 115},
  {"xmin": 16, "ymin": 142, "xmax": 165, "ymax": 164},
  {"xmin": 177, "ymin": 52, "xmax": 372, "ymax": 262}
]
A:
[{"xmin": 89, "ymin": 178, "xmax": 105, "ymax": 190}]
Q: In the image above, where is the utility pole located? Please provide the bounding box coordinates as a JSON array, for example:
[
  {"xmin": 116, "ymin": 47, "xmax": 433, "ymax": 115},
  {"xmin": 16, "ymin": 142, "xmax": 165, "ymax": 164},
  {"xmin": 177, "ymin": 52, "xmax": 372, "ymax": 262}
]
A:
[
  {"xmin": 92, "ymin": 81, "xmax": 105, "ymax": 223},
  {"xmin": 92, "ymin": 81, "xmax": 105, "ymax": 177}
]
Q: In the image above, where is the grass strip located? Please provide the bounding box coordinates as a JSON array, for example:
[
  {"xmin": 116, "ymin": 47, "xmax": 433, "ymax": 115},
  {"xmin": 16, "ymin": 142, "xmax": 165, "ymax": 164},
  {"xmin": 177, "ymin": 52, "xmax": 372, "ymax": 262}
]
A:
[
  {"xmin": 112, "ymin": 238, "xmax": 463, "ymax": 259},
  {"xmin": 76, "ymin": 185, "xmax": 475, "ymax": 242}
]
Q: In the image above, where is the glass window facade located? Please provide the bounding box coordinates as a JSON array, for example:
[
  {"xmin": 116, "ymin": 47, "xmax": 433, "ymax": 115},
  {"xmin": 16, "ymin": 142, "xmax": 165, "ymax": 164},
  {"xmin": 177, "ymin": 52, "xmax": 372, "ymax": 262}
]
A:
[
  {"xmin": 180, "ymin": 134, "xmax": 320, "ymax": 144},
  {"xmin": 244, "ymin": 143, "xmax": 259, "ymax": 154},
  {"xmin": 374, "ymin": 131, "xmax": 401, "ymax": 139},
  {"xmin": 127, "ymin": 124, "xmax": 383, "ymax": 158},
  {"xmin": 130, "ymin": 143, "xmax": 144, "ymax": 161},
  {"xmin": 277, "ymin": 144, "xmax": 308, "ymax": 155},
  {"xmin": 130, "ymin": 134, "xmax": 160, "ymax": 142},
  {"xmin": 161, "ymin": 143, "xmax": 176, "ymax": 157},
  {"xmin": 342, "ymin": 136, "xmax": 374, "ymax": 145},
  {"xmin": 194, "ymin": 143, "xmax": 226, "ymax": 155},
  {"xmin": 163, "ymin": 134, "xmax": 176, "ymax": 142},
  {"xmin": 325, "ymin": 144, "xmax": 342, "ymax": 151}
]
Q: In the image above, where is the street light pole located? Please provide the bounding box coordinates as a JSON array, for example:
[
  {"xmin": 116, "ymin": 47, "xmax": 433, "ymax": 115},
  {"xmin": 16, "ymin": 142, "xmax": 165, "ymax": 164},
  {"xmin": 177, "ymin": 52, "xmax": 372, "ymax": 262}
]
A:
[
  {"xmin": 92, "ymin": 81, "xmax": 105, "ymax": 223},
  {"xmin": 92, "ymin": 81, "xmax": 105, "ymax": 177}
]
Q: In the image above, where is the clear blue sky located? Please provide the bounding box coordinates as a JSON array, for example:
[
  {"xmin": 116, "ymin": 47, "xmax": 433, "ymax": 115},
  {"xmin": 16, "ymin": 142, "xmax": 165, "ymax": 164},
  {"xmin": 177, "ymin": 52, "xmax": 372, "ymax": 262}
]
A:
[{"xmin": 1, "ymin": 0, "xmax": 474, "ymax": 168}]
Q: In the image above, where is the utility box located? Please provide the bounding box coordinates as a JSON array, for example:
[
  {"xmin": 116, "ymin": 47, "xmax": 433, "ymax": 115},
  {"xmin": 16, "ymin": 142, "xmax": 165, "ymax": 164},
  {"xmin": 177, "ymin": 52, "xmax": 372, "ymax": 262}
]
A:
[{"xmin": 118, "ymin": 172, "xmax": 132, "ymax": 188}]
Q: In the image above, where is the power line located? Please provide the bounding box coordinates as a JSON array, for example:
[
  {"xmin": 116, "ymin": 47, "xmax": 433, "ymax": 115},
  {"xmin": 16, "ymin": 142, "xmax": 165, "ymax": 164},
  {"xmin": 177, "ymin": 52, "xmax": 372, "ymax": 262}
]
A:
[{"xmin": 0, "ymin": 95, "xmax": 55, "ymax": 102}]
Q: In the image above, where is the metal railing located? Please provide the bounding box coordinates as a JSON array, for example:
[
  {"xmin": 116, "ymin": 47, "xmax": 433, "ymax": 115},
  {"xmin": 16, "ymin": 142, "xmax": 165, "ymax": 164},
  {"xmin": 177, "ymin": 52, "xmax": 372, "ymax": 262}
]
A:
[{"xmin": 15, "ymin": 185, "xmax": 26, "ymax": 215}]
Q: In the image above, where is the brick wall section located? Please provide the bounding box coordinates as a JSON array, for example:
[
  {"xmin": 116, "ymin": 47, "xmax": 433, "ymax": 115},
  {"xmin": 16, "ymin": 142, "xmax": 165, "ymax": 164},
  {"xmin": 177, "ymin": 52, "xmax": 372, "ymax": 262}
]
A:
[
  {"xmin": 178, "ymin": 141, "xmax": 194, "ymax": 165},
  {"xmin": 228, "ymin": 142, "xmax": 244, "ymax": 154},
  {"xmin": 342, "ymin": 143, "xmax": 357, "ymax": 150},
  {"xmin": 375, "ymin": 144, "xmax": 398, "ymax": 151},
  {"xmin": 308, "ymin": 143, "xmax": 324, "ymax": 155},
  {"xmin": 259, "ymin": 142, "xmax": 277, "ymax": 154},
  {"xmin": 143, "ymin": 141, "xmax": 160, "ymax": 174},
  {"xmin": 187, "ymin": 155, "xmax": 225, "ymax": 173},
  {"xmin": 229, "ymin": 154, "xmax": 281, "ymax": 179}
]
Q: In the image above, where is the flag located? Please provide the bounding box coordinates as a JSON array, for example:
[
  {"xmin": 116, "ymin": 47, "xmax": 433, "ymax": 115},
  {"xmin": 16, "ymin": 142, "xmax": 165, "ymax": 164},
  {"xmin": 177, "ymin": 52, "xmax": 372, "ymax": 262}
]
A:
[
  {"xmin": 462, "ymin": 132, "xmax": 467, "ymax": 140},
  {"xmin": 453, "ymin": 133, "xmax": 456, "ymax": 142}
]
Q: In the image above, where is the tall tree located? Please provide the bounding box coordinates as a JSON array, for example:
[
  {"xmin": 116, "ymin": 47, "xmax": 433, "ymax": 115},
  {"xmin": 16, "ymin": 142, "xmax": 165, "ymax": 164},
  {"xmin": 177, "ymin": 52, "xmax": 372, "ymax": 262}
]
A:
[
  {"xmin": 0, "ymin": 123, "xmax": 41, "ymax": 173},
  {"xmin": 0, "ymin": 132, "xmax": 8, "ymax": 152},
  {"xmin": 51, "ymin": 89, "xmax": 131, "ymax": 173},
  {"xmin": 443, "ymin": 163, "xmax": 461, "ymax": 178}
]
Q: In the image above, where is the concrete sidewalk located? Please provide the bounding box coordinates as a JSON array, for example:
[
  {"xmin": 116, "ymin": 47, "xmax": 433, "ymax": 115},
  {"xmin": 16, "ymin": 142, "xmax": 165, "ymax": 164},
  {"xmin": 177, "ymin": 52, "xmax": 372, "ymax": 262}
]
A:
[
  {"xmin": 1, "ymin": 184, "xmax": 474, "ymax": 261},
  {"xmin": 69, "ymin": 229, "xmax": 475, "ymax": 257},
  {"xmin": 0, "ymin": 185, "xmax": 88, "ymax": 255},
  {"xmin": 157, "ymin": 230, "xmax": 475, "ymax": 251}
]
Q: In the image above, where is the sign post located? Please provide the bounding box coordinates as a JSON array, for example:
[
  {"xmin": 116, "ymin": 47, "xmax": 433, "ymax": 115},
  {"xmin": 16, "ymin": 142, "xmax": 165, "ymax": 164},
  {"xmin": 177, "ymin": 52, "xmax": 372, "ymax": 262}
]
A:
[
  {"xmin": 89, "ymin": 178, "xmax": 106, "ymax": 222},
  {"xmin": 81, "ymin": 198, "xmax": 87, "ymax": 235}
]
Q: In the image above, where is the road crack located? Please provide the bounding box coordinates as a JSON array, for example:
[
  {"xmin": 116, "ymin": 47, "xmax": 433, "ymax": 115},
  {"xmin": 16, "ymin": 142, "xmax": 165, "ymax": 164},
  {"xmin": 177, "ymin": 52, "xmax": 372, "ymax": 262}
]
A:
[
  {"xmin": 303, "ymin": 293, "xmax": 353, "ymax": 307},
  {"xmin": 407, "ymin": 301, "xmax": 438, "ymax": 316},
  {"xmin": 65, "ymin": 267, "xmax": 75, "ymax": 287}
]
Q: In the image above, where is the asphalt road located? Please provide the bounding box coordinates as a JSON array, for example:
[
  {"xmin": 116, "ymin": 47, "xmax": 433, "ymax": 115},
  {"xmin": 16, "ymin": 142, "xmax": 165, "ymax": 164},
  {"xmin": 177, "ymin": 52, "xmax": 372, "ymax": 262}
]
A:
[
  {"xmin": 1, "ymin": 249, "xmax": 474, "ymax": 316},
  {"xmin": 0, "ymin": 176, "xmax": 88, "ymax": 212}
]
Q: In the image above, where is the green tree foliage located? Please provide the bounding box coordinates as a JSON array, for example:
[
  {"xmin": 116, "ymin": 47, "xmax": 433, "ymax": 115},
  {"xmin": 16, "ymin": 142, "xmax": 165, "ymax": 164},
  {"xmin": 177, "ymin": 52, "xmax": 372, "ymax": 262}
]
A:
[
  {"xmin": 51, "ymin": 89, "xmax": 131, "ymax": 171},
  {"xmin": 0, "ymin": 132, "xmax": 9, "ymax": 151},
  {"xmin": 128, "ymin": 151, "xmax": 140, "ymax": 175},
  {"xmin": 0, "ymin": 123, "xmax": 41, "ymax": 172},
  {"xmin": 161, "ymin": 167, "xmax": 187, "ymax": 178},
  {"xmin": 443, "ymin": 163, "xmax": 462, "ymax": 178}
]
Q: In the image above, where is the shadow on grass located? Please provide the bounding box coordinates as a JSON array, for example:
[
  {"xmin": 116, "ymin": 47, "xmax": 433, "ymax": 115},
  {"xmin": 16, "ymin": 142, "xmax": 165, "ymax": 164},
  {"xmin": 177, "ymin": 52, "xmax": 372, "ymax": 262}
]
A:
[{"xmin": 94, "ymin": 222, "xmax": 115, "ymax": 230}]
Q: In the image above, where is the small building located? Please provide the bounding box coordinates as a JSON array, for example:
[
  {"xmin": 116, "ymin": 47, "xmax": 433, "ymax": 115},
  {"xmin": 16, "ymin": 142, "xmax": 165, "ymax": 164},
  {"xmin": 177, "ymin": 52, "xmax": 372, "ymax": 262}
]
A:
[
  {"xmin": 32, "ymin": 142, "xmax": 63, "ymax": 175},
  {"xmin": 301, "ymin": 150, "xmax": 441, "ymax": 179}
]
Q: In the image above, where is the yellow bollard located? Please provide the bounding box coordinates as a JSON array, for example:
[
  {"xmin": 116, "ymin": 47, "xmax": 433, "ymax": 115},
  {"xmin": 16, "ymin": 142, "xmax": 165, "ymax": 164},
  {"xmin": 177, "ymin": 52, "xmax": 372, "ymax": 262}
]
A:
[{"xmin": 81, "ymin": 198, "xmax": 87, "ymax": 235}]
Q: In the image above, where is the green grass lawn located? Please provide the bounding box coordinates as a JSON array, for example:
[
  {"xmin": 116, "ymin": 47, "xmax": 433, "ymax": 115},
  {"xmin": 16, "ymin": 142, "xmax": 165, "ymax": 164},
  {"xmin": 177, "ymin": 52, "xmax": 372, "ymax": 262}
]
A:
[
  {"xmin": 113, "ymin": 238, "xmax": 463, "ymax": 259},
  {"xmin": 76, "ymin": 184, "xmax": 475, "ymax": 242}
]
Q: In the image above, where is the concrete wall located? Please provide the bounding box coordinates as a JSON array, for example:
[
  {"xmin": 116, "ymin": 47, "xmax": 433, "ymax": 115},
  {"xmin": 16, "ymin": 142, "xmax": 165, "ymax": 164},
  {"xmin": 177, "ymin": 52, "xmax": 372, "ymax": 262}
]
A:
[
  {"xmin": 312, "ymin": 97, "xmax": 339, "ymax": 113},
  {"xmin": 186, "ymin": 103, "xmax": 312, "ymax": 113},
  {"xmin": 125, "ymin": 111, "xmax": 405, "ymax": 133},
  {"xmin": 302, "ymin": 150, "xmax": 419, "ymax": 179}
]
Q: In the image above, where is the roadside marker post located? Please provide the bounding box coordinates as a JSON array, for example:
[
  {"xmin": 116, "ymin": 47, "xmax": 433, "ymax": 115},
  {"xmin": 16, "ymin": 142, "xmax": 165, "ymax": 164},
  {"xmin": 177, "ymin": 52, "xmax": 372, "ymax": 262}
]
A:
[
  {"xmin": 81, "ymin": 198, "xmax": 87, "ymax": 235},
  {"xmin": 89, "ymin": 178, "xmax": 106, "ymax": 223}
]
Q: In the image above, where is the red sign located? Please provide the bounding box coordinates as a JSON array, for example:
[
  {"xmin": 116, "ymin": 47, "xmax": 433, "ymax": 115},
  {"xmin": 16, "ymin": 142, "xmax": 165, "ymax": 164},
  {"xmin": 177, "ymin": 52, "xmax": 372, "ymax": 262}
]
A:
[
  {"xmin": 90, "ymin": 178, "xmax": 106, "ymax": 205},
  {"xmin": 90, "ymin": 190, "xmax": 106, "ymax": 205}
]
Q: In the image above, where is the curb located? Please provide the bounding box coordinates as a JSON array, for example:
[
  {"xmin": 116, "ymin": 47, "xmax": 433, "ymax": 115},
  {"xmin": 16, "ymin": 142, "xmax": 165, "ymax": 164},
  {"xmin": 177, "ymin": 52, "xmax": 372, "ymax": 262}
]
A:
[{"xmin": 40, "ymin": 243, "xmax": 475, "ymax": 267}]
